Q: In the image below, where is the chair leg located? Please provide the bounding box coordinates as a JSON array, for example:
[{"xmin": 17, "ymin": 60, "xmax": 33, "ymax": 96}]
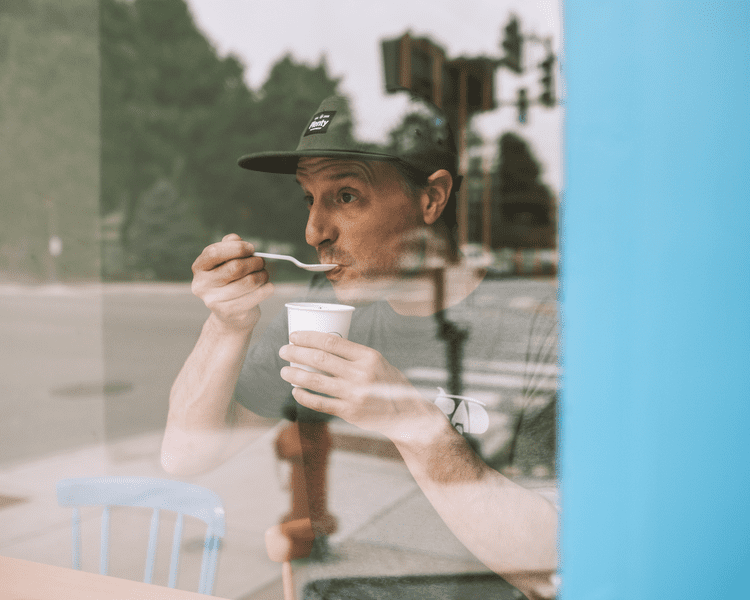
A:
[
  {"xmin": 199, "ymin": 534, "xmax": 220, "ymax": 595},
  {"xmin": 100, "ymin": 506, "xmax": 111, "ymax": 575},
  {"xmin": 168, "ymin": 513, "xmax": 184, "ymax": 589},
  {"xmin": 144, "ymin": 508, "xmax": 160, "ymax": 584},
  {"xmin": 71, "ymin": 507, "xmax": 81, "ymax": 570}
]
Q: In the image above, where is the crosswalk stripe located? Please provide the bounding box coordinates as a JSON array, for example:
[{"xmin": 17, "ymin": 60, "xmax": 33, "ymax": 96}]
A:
[{"xmin": 405, "ymin": 367, "xmax": 558, "ymax": 392}]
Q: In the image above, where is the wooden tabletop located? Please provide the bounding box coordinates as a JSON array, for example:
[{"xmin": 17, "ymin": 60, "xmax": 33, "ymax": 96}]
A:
[{"xmin": 0, "ymin": 555, "xmax": 230, "ymax": 600}]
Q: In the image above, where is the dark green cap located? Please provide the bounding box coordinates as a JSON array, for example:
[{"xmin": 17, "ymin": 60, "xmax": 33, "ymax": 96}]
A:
[{"xmin": 237, "ymin": 95, "xmax": 459, "ymax": 178}]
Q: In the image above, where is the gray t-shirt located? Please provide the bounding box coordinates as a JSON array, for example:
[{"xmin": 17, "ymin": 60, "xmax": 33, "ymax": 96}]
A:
[{"xmin": 234, "ymin": 273, "xmax": 557, "ymax": 476}]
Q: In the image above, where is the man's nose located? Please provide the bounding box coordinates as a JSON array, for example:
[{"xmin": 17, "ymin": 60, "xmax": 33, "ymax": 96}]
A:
[{"xmin": 305, "ymin": 200, "xmax": 336, "ymax": 249}]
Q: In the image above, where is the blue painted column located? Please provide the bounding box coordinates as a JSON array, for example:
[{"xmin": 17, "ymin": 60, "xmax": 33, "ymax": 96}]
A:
[{"xmin": 562, "ymin": 2, "xmax": 750, "ymax": 598}]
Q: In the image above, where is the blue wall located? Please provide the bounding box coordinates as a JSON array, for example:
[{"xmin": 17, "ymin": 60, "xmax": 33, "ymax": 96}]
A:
[{"xmin": 562, "ymin": 1, "xmax": 750, "ymax": 597}]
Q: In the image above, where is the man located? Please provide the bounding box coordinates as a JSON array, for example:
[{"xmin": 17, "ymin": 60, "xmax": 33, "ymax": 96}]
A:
[{"xmin": 161, "ymin": 96, "xmax": 558, "ymax": 598}]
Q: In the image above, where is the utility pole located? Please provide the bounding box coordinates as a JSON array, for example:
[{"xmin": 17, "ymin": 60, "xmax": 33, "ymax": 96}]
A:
[
  {"xmin": 457, "ymin": 66, "xmax": 469, "ymax": 248},
  {"xmin": 482, "ymin": 156, "xmax": 493, "ymax": 251}
]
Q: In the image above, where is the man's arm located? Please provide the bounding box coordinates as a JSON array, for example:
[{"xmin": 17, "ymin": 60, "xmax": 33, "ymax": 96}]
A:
[
  {"xmin": 278, "ymin": 331, "xmax": 558, "ymax": 600},
  {"xmin": 392, "ymin": 412, "xmax": 558, "ymax": 599},
  {"xmin": 161, "ymin": 234, "xmax": 275, "ymax": 476}
]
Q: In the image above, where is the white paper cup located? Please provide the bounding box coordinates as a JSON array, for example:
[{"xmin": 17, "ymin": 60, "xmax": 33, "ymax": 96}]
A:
[{"xmin": 285, "ymin": 302, "xmax": 355, "ymax": 381}]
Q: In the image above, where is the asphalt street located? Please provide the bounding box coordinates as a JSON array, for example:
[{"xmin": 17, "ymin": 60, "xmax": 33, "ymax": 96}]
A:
[
  {"xmin": 0, "ymin": 277, "xmax": 556, "ymax": 468},
  {"xmin": 0, "ymin": 282, "xmax": 303, "ymax": 467}
]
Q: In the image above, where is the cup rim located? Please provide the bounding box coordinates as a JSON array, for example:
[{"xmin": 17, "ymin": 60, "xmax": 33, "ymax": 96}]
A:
[{"xmin": 285, "ymin": 302, "xmax": 355, "ymax": 312}]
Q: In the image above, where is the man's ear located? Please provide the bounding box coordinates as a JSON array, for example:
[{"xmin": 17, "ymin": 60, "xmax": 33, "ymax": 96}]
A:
[{"xmin": 420, "ymin": 169, "xmax": 453, "ymax": 225}]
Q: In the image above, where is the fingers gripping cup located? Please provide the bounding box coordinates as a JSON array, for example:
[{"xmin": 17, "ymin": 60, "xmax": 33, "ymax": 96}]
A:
[{"xmin": 285, "ymin": 303, "xmax": 355, "ymax": 384}]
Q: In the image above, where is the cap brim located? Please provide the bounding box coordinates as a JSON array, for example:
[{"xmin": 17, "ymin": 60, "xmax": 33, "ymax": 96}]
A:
[{"xmin": 237, "ymin": 150, "xmax": 399, "ymax": 174}]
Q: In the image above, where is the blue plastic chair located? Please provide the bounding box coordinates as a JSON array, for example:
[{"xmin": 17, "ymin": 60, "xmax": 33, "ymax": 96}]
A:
[{"xmin": 56, "ymin": 476, "xmax": 225, "ymax": 595}]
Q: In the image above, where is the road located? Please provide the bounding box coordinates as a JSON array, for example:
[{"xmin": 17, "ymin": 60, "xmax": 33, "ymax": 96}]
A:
[
  {"xmin": 0, "ymin": 277, "xmax": 556, "ymax": 467},
  {"xmin": 0, "ymin": 282, "xmax": 306, "ymax": 467}
]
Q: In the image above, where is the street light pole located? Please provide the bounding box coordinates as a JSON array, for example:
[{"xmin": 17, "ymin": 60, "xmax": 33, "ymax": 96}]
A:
[{"xmin": 431, "ymin": 268, "xmax": 469, "ymax": 398}]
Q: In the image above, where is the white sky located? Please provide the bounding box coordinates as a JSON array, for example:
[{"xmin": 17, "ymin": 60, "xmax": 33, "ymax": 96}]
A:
[{"xmin": 185, "ymin": 0, "xmax": 563, "ymax": 192}]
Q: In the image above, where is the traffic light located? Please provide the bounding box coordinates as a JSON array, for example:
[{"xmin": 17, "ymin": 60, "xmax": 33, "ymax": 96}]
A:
[
  {"xmin": 539, "ymin": 53, "xmax": 555, "ymax": 107},
  {"xmin": 500, "ymin": 17, "xmax": 523, "ymax": 74},
  {"xmin": 517, "ymin": 88, "xmax": 528, "ymax": 124},
  {"xmin": 466, "ymin": 58, "xmax": 496, "ymax": 114},
  {"xmin": 410, "ymin": 43, "xmax": 434, "ymax": 100},
  {"xmin": 382, "ymin": 36, "xmax": 403, "ymax": 92},
  {"xmin": 382, "ymin": 33, "xmax": 446, "ymax": 105},
  {"xmin": 443, "ymin": 57, "xmax": 495, "ymax": 115}
]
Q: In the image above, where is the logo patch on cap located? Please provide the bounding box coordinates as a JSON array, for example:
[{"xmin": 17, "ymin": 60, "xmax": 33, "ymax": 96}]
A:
[{"xmin": 304, "ymin": 111, "xmax": 336, "ymax": 136}]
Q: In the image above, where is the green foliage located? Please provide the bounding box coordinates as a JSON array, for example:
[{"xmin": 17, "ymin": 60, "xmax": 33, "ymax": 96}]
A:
[
  {"xmin": 101, "ymin": 0, "xmax": 255, "ymax": 221},
  {"xmin": 126, "ymin": 178, "xmax": 207, "ymax": 281},
  {"xmin": 0, "ymin": 0, "xmax": 99, "ymax": 282},
  {"xmin": 100, "ymin": 0, "xmax": 343, "ymax": 280},
  {"xmin": 490, "ymin": 133, "xmax": 556, "ymax": 248},
  {"xmin": 497, "ymin": 133, "xmax": 543, "ymax": 195}
]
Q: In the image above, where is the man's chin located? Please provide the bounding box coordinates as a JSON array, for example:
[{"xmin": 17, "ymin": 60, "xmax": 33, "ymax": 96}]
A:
[{"xmin": 329, "ymin": 273, "xmax": 398, "ymax": 305}]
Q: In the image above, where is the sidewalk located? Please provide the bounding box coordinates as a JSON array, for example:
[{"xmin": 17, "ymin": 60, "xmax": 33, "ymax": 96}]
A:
[
  {"xmin": 0, "ymin": 420, "xmax": 553, "ymax": 599},
  {"xmin": 0, "ymin": 420, "xmax": 519, "ymax": 599}
]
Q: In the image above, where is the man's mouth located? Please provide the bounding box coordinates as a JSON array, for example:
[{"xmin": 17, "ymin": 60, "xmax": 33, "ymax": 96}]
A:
[{"xmin": 325, "ymin": 265, "xmax": 345, "ymax": 279}]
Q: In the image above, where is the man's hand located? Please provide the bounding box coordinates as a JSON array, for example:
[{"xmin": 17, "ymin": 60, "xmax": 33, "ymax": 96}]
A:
[
  {"xmin": 278, "ymin": 332, "xmax": 559, "ymax": 597},
  {"xmin": 191, "ymin": 233, "xmax": 275, "ymax": 334},
  {"xmin": 278, "ymin": 331, "xmax": 443, "ymax": 442}
]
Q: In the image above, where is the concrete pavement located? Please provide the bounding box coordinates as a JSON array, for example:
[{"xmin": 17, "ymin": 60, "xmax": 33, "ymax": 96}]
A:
[{"xmin": 0, "ymin": 420, "xmax": 553, "ymax": 599}]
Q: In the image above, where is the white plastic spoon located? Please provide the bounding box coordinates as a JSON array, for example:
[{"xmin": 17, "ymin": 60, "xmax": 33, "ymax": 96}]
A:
[{"xmin": 253, "ymin": 252, "xmax": 338, "ymax": 272}]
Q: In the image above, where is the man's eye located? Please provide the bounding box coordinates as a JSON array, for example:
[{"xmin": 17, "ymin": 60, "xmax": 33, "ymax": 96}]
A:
[
  {"xmin": 340, "ymin": 192, "xmax": 357, "ymax": 204},
  {"xmin": 304, "ymin": 195, "xmax": 313, "ymax": 206}
]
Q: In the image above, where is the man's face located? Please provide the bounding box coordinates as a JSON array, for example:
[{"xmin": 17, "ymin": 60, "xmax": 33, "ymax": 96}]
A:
[{"xmin": 296, "ymin": 157, "xmax": 425, "ymax": 304}]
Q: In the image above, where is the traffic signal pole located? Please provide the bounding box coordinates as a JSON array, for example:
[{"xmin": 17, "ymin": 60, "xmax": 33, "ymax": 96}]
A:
[
  {"xmin": 482, "ymin": 157, "xmax": 493, "ymax": 251},
  {"xmin": 457, "ymin": 69, "xmax": 469, "ymax": 249},
  {"xmin": 382, "ymin": 23, "xmax": 556, "ymax": 250}
]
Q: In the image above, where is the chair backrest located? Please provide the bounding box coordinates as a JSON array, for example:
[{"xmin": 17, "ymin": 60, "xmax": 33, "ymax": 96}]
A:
[{"xmin": 56, "ymin": 476, "xmax": 225, "ymax": 595}]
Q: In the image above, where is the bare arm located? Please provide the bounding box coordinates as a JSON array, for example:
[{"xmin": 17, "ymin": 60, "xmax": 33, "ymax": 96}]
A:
[
  {"xmin": 278, "ymin": 331, "xmax": 558, "ymax": 599},
  {"xmin": 161, "ymin": 234, "xmax": 275, "ymax": 476},
  {"xmin": 393, "ymin": 413, "xmax": 558, "ymax": 599}
]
